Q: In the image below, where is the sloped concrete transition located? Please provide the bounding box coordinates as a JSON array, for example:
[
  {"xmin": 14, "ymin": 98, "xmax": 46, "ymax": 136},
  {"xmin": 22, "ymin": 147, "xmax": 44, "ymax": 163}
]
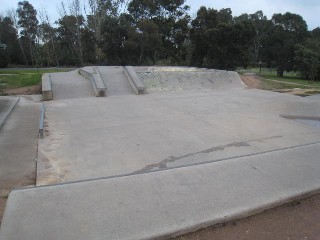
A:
[{"xmin": 0, "ymin": 66, "xmax": 319, "ymax": 240}]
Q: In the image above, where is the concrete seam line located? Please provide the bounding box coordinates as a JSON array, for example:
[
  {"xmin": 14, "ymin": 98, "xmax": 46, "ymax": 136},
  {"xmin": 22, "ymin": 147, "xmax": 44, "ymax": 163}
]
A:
[
  {"xmin": 0, "ymin": 97, "xmax": 20, "ymax": 130},
  {"xmin": 11, "ymin": 140, "xmax": 320, "ymax": 192}
]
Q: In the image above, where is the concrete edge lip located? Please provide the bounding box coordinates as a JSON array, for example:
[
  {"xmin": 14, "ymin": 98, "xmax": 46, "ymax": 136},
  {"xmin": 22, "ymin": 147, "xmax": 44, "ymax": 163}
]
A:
[
  {"xmin": 0, "ymin": 96, "xmax": 20, "ymax": 129},
  {"xmin": 152, "ymin": 188, "xmax": 320, "ymax": 240}
]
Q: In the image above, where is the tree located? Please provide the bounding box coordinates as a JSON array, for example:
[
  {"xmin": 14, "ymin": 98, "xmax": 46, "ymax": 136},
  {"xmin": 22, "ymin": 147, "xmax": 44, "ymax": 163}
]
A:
[
  {"xmin": 190, "ymin": 7, "xmax": 254, "ymax": 70},
  {"xmin": 128, "ymin": 0, "xmax": 190, "ymax": 64},
  {"xmin": 262, "ymin": 12, "xmax": 308, "ymax": 76},
  {"xmin": 17, "ymin": 1, "xmax": 39, "ymax": 66},
  {"xmin": 8, "ymin": 9, "xmax": 28, "ymax": 65},
  {"xmin": 99, "ymin": 15, "xmax": 124, "ymax": 64},
  {"xmin": 295, "ymin": 38, "xmax": 320, "ymax": 81},
  {"xmin": 190, "ymin": 7, "xmax": 219, "ymax": 67},
  {"xmin": 56, "ymin": 15, "xmax": 85, "ymax": 66},
  {"xmin": 136, "ymin": 19, "xmax": 162, "ymax": 64},
  {"xmin": 0, "ymin": 15, "xmax": 22, "ymax": 66},
  {"xmin": 38, "ymin": 9, "xmax": 60, "ymax": 67},
  {"xmin": 87, "ymin": 0, "xmax": 126, "ymax": 62},
  {"xmin": 311, "ymin": 27, "xmax": 320, "ymax": 39},
  {"xmin": 248, "ymin": 11, "xmax": 268, "ymax": 64},
  {"xmin": 59, "ymin": 0, "xmax": 85, "ymax": 65}
]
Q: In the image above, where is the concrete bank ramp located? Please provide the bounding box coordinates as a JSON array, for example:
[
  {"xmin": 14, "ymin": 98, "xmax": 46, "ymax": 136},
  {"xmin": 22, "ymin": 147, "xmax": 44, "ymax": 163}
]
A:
[
  {"xmin": 98, "ymin": 66, "xmax": 135, "ymax": 96},
  {"xmin": 50, "ymin": 70, "xmax": 94, "ymax": 100},
  {"xmin": 1, "ymin": 141, "xmax": 320, "ymax": 240},
  {"xmin": 135, "ymin": 66, "xmax": 244, "ymax": 92}
]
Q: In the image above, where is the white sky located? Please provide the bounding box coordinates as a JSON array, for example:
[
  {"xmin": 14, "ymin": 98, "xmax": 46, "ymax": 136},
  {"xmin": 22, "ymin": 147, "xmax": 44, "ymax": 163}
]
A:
[{"xmin": 1, "ymin": 0, "xmax": 319, "ymax": 30}]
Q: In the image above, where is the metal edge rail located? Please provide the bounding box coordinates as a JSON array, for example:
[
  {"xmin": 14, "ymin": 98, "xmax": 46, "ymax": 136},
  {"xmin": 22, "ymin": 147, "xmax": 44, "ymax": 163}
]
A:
[{"xmin": 39, "ymin": 103, "xmax": 45, "ymax": 139}]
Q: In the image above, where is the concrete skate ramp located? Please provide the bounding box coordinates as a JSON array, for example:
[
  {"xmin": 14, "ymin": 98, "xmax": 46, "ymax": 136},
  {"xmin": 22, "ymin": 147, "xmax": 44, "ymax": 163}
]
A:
[
  {"xmin": 50, "ymin": 70, "xmax": 94, "ymax": 100},
  {"xmin": 99, "ymin": 66, "xmax": 135, "ymax": 96},
  {"xmin": 135, "ymin": 66, "xmax": 244, "ymax": 92}
]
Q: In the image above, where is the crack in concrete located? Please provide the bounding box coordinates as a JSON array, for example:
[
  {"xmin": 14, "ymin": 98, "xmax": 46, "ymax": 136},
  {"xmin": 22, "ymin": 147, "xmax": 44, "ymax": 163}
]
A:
[{"xmin": 132, "ymin": 136, "xmax": 282, "ymax": 174}]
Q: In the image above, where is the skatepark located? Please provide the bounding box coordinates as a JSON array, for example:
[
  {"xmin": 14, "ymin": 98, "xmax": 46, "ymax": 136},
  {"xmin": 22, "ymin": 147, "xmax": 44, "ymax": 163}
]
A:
[{"xmin": 0, "ymin": 66, "xmax": 320, "ymax": 240}]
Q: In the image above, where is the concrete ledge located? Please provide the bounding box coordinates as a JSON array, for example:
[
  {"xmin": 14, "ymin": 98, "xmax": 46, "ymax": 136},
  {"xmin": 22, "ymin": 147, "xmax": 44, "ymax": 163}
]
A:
[
  {"xmin": 92, "ymin": 67, "xmax": 107, "ymax": 97},
  {"xmin": 42, "ymin": 74, "xmax": 53, "ymax": 101},
  {"xmin": 78, "ymin": 68, "xmax": 107, "ymax": 97},
  {"xmin": 124, "ymin": 66, "xmax": 146, "ymax": 95}
]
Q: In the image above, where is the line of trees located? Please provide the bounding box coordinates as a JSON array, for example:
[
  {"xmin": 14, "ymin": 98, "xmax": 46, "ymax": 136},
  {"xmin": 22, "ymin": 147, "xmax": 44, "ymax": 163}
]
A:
[{"xmin": 0, "ymin": 0, "xmax": 319, "ymax": 80}]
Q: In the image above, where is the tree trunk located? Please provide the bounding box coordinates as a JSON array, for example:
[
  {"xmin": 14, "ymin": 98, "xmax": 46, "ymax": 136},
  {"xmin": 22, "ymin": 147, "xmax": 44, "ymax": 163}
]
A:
[
  {"xmin": 29, "ymin": 40, "xmax": 34, "ymax": 66},
  {"xmin": 18, "ymin": 39, "xmax": 28, "ymax": 65},
  {"xmin": 47, "ymin": 44, "xmax": 50, "ymax": 67},
  {"xmin": 50, "ymin": 31, "xmax": 60, "ymax": 68},
  {"xmin": 139, "ymin": 49, "xmax": 144, "ymax": 64}
]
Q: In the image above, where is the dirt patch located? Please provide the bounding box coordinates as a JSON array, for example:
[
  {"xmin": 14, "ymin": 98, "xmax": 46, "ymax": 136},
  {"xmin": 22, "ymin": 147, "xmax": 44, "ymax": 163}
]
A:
[
  {"xmin": 0, "ymin": 173, "xmax": 35, "ymax": 225},
  {"xmin": 0, "ymin": 197, "xmax": 7, "ymax": 226},
  {"xmin": 3, "ymin": 84, "xmax": 41, "ymax": 95},
  {"xmin": 240, "ymin": 74, "xmax": 263, "ymax": 89},
  {"xmin": 240, "ymin": 74, "xmax": 320, "ymax": 97},
  {"xmin": 173, "ymin": 193, "xmax": 320, "ymax": 240},
  {"xmin": 274, "ymin": 88, "xmax": 320, "ymax": 97}
]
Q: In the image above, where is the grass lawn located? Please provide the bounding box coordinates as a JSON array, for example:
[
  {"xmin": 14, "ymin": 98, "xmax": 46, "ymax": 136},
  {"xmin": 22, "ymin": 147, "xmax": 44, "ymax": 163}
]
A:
[
  {"xmin": 260, "ymin": 74, "xmax": 320, "ymax": 88},
  {"xmin": 0, "ymin": 68, "xmax": 72, "ymax": 95},
  {"xmin": 239, "ymin": 67, "xmax": 320, "ymax": 90}
]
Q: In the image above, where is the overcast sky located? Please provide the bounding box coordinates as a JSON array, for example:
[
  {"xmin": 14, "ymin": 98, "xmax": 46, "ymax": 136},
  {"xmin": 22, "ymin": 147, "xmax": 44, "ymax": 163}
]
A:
[{"xmin": 1, "ymin": 0, "xmax": 319, "ymax": 30}]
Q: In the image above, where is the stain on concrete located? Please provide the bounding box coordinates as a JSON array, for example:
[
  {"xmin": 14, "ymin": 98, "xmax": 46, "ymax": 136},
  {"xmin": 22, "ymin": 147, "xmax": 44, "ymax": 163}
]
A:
[
  {"xmin": 132, "ymin": 135, "xmax": 282, "ymax": 174},
  {"xmin": 280, "ymin": 114, "xmax": 320, "ymax": 121},
  {"xmin": 36, "ymin": 119, "xmax": 70, "ymax": 186},
  {"xmin": 132, "ymin": 142, "xmax": 250, "ymax": 174},
  {"xmin": 280, "ymin": 115, "xmax": 320, "ymax": 129}
]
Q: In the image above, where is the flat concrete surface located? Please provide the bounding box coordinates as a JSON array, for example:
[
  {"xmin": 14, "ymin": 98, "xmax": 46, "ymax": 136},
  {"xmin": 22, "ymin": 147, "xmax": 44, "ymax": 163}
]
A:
[
  {"xmin": 37, "ymin": 89, "xmax": 320, "ymax": 185},
  {"xmin": 0, "ymin": 96, "xmax": 41, "ymax": 225},
  {"xmin": 1, "ymin": 141, "xmax": 320, "ymax": 240},
  {"xmin": 99, "ymin": 66, "xmax": 135, "ymax": 95},
  {"xmin": 0, "ymin": 96, "xmax": 19, "ymax": 129},
  {"xmin": 307, "ymin": 94, "xmax": 320, "ymax": 100},
  {"xmin": 50, "ymin": 70, "xmax": 94, "ymax": 100}
]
